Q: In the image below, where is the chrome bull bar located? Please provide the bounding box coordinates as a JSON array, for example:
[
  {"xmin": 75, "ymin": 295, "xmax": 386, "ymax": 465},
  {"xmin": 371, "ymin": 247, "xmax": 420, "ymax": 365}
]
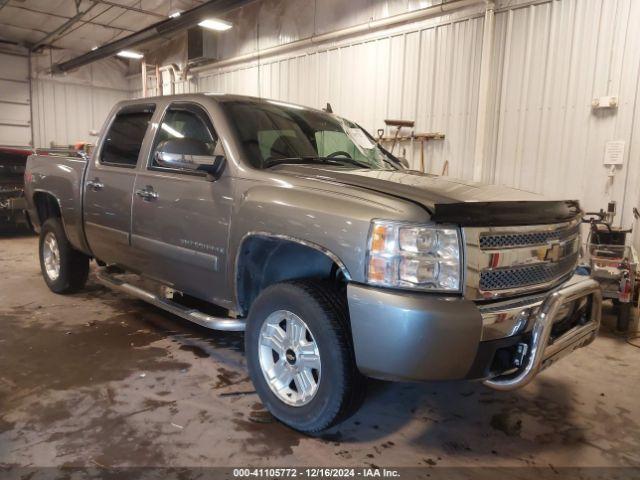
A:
[{"xmin": 484, "ymin": 278, "xmax": 602, "ymax": 391}]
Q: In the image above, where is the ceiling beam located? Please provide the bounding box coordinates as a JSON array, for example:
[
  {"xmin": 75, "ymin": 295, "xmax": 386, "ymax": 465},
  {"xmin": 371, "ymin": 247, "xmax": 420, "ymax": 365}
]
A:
[
  {"xmin": 94, "ymin": 1, "xmax": 166, "ymax": 18},
  {"xmin": 7, "ymin": 4, "xmax": 136, "ymax": 33},
  {"xmin": 52, "ymin": 0, "xmax": 253, "ymax": 73},
  {"xmin": 31, "ymin": 2, "xmax": 99, "ymax": 51}
]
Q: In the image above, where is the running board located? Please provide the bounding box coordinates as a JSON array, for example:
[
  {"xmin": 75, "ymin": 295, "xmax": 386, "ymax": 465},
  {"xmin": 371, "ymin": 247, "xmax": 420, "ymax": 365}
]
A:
[{"xmin": 95, "ymin": 270, "xmax": 246, "ymax": 332}]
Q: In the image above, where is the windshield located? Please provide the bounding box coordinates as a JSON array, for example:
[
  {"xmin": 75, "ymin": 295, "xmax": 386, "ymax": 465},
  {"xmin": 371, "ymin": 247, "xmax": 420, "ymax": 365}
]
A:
[{"xmin": 221, "ymin": 99, "xmax": 400, "ymax": 170}]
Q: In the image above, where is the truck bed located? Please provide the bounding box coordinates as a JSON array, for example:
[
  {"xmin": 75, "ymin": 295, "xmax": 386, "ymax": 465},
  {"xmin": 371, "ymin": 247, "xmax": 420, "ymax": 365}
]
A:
[{"xmin": 25, "ymin": 152, "xmax": 89, "ymax": 254}]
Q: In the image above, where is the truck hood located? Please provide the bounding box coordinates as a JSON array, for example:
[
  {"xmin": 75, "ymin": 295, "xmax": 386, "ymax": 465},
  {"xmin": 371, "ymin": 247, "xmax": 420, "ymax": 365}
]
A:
[{"xmin": 271, "ymin": 165, "xmax": 581, "ymax": 226}]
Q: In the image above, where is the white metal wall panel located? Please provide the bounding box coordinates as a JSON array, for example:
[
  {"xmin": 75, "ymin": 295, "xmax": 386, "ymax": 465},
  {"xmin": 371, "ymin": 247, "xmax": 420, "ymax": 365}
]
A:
[
  {"xmin": 0, "ymin": 79, "xmax": 29, "ymax": 103},
  {"xmin": 127, "ymin": 0, "xmax": 640, "ymax": 246},
  {"xmin": 196, "ymin": 14, "xmax": 484, "ymax": 173},
  {"xmin": 31, "ymin": 79, "xmax": 128, "ymax": 148},
  {"xmin": 0, "ymin": 52, "xmax": 31, "ymax": 147},
  {"xmin": 489, "ymin": 0, "xmax": 640, "ymax": 231}
]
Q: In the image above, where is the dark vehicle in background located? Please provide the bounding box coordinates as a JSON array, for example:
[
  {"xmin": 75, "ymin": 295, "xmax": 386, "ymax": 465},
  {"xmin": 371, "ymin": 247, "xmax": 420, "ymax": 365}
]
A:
[{"xmin": 0, "ymin": 147, "xmax": 31, "ymax": 230}]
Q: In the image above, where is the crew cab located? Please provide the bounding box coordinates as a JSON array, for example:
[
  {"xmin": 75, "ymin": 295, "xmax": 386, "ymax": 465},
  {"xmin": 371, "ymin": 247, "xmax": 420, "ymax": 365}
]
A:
[{"xmin": 24, "ymin": 94, "xmax": 602, "ymax": 432}]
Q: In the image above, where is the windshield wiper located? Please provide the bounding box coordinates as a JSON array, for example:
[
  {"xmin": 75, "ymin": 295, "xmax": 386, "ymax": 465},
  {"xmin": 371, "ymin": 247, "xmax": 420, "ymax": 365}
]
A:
[
  {"xmin": 325, "ymin": 156, "xmax": 371, "ymax": 169},
  {"xmin": 263, "ymin": 156, "xmax": 371, "ymax": 169}
]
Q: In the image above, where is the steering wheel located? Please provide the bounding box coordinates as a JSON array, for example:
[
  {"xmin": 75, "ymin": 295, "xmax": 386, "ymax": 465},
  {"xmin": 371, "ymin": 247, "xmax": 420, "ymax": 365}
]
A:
[{"xmin": 327, "ymin": 150, "xmax": 353, "ymax": 159}]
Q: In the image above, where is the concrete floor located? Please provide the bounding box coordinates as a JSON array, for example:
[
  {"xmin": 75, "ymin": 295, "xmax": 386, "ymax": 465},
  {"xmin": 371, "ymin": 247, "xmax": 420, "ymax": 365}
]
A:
[{"xmin": 1, "ymin": 232, "xmax": 640, "ymax": 473}]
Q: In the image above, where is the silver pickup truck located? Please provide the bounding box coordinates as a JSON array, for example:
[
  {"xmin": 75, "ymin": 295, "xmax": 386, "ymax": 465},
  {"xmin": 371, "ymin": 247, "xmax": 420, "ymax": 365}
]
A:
[{"xmin": 25, "ymin": 94, "xmax": 602, "ymax": 433}]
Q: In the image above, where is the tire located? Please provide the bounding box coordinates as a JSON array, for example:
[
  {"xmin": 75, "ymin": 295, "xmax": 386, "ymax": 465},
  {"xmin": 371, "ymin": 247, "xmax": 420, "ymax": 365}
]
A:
[
  {"xmin": 245, "ymin": 280, "xmax": 365, "ymax": 433},
  {"xmin": 39, "ymin": 217, "xmax": 89, "ymax": 294}
]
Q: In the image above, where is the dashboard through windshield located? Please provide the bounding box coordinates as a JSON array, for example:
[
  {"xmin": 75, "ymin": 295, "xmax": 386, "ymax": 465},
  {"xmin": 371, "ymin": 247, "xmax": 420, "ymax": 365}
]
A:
[{"xmin": 221, "ymin": 99, "xmax": 400, "ymax": 171}]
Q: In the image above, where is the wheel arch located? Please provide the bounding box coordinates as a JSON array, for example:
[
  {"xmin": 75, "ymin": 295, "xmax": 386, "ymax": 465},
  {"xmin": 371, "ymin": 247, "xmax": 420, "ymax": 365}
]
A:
[
  {"xmin": 32, "ymin": 190, "xmax": 64, "ymax": 230},
  {"xmin": 234, "ymin": 232, "xmax": 352, "ymax": 316}
]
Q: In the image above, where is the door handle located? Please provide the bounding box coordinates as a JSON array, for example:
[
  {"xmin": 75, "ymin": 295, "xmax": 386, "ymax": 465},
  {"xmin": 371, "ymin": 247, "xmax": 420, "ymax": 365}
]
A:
[
  {"xmin": 86, "ymin": 179, "xmax": 104, "ymax": 191},
  {"xmin": 135, "ymin": 187, "xmax": 158, "ymax": 201}
]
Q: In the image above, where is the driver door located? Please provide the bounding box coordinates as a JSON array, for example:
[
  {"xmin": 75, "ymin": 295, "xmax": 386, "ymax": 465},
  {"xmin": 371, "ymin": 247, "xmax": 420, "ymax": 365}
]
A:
[{"xmin": 130, "ymin": 102, "xmax": 233, "ymax": 305}]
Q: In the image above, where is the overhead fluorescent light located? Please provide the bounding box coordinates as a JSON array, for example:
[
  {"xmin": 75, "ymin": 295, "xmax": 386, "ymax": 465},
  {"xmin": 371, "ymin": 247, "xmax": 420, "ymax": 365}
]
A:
[
  {"xmin": 117, "ymin": 50, "xmax": 144, "ymax": 59},
  {"xmin": 91, "ymin": 46, "xmax": 99, "ymax": 51},
  {"xmin": 198, "ymin": 18, "xmax": 232, "ymax": 31},
  {"xmin": 169, "ymin": 11, "xmax": 181, "ymax": 18}
]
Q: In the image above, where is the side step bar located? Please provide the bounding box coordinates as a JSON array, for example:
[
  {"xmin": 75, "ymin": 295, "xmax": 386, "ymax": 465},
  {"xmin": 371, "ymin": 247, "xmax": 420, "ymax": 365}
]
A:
[{"xmin": 95, "ymin": 270, "xmax": 246, "ymax": 332}]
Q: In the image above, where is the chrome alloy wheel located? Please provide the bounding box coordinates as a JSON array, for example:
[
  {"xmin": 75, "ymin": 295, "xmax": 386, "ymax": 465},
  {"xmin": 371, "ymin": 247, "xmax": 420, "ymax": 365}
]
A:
[
  {"xmin": 42, "ymin": 232, "xmax": 61, "ymax": 281},
  {"xmin": 258, "ymin": 310, "xmax": 321, "ymax": 406}
]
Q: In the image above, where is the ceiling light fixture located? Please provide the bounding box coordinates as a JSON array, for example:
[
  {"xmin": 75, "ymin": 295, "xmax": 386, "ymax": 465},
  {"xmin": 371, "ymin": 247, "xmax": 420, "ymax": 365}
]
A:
[
  {"xmin": 169, "ymin": 11, "xmax": 181, "ymax": 18},
  {"xmin": 117, "ymin": 50, "xmax": 144, "ymax": 59},
  {"xmin": 198, "ymin": 18, "xmax": 232, "ymax": 31}
]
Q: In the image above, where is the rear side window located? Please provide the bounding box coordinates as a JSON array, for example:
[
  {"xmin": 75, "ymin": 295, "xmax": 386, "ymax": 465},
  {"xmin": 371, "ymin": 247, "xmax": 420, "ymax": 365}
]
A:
[{"xmin": 100, "ymin": 105, "xmax": 155, "ymax": 167}]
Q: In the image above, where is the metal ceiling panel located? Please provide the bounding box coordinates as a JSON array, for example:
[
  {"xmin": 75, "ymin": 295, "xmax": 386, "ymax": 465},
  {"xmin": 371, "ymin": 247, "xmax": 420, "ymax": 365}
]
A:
[{"xmin": 0, "ymin": 0, "xmax": 206, "ymax": 52}]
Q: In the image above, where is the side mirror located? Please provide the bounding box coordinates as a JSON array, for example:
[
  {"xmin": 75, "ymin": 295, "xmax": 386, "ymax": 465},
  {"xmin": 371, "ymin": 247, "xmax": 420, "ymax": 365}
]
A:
[
  {"xmin": 155, "ymin": 138, "xmax": 226, "ymax": 180},
  {"xmin": 196, "ymin": 155, "xmax": 226, "ymax": 181}
]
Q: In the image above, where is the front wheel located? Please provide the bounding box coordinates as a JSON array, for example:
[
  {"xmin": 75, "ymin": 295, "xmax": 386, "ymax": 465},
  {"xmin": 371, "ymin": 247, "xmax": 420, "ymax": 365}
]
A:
[
  {"xmin": 39, "ymin": 218, "xmax": 89, "ymax": 294},
  {"xmin": 245, "ymin": 280, "xmax": 365, "ymax": 433}
]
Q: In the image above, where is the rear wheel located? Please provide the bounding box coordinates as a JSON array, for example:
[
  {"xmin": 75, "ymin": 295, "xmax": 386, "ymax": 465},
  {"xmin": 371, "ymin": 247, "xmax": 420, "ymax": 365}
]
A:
[
  {"xmin": 39, "ymin": 218, "xmax": 89, "ymax": 294},
  {"xmin": 245, "ymin": 280, "xmax": 365, "ymax": 433}
]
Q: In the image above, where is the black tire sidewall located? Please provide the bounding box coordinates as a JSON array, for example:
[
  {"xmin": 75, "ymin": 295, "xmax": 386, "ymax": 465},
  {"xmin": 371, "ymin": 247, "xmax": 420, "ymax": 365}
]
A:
[
  {"xmin": 39, "ymin": 218, "xmax": 78, "ymax": 293},
  {"xmin": 245, "ymin": 282, "xmax": 349, "ymax": 432}
]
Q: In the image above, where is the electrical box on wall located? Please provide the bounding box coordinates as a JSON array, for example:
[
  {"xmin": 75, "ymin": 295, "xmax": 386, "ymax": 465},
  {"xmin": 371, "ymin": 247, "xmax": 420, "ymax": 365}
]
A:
[
  {"xmin": 187, "ymin": 27, "xmax": 218, "ymax": 65},
  {"xmin": 592, "ymin": 95, "xmax": 619, "ymax": 109}
]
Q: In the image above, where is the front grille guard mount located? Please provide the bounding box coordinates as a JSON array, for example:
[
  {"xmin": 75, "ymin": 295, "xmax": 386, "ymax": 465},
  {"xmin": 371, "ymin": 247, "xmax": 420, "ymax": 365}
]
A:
[{"xmin": 483, "ymin": 278, "xmax": 602, "ymax": 391}]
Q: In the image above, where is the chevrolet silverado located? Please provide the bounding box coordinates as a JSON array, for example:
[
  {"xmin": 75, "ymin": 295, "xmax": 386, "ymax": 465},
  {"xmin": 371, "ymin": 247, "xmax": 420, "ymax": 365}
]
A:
[{"xmin": 24, "ymin": 94, "xmax": 602, "ymax": 432}]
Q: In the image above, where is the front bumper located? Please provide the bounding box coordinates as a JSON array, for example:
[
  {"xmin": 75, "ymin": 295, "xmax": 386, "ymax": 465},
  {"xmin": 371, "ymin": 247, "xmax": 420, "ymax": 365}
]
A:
[{"xmin": 347, "ymin": 276, "xmax": 602, "ymax": 385}]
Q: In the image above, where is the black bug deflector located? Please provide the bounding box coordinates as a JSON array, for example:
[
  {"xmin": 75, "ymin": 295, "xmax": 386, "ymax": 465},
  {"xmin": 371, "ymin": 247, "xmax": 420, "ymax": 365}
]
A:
[{"xmin": 431, "ymin": 200, "xmax": 582, "ymax": 227}]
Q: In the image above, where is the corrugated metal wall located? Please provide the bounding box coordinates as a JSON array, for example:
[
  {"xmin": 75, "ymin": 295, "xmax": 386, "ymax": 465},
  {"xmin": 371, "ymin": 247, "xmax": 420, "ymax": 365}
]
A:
[
  {"xmin": 31, "ymin": 79, "xmax": 127, "ymax": 148},
  {"xmin": 30, "ymin": 53, "xmax": 130, "ymax": 148},
  {"xmin": 0, "ymin": 52, "xmax": 31, "ymax": 148},
  {"xmin": 182, "ymin": 0, "xmax": 640, "ymax": 235},
  {"xmin": 486, "ymin": 0, "xmax": 640, "ymax": 231},
  {"xmin": 197, "ymin": 13, "xmax": 485, "ymax": 178}
]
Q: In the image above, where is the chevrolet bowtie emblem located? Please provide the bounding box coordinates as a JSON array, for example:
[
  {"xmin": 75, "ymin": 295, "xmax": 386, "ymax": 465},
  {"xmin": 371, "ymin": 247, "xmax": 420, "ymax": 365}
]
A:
[{"xmin": 540, "ymin": 241, "xmax": 562, "ymax": 262}]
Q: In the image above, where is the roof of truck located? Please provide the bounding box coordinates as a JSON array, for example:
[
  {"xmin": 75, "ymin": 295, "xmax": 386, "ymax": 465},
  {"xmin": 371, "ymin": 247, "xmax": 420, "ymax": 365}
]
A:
[{"xmin": 120, "ymin": 93, "xmax": 325, "ymax": 113}]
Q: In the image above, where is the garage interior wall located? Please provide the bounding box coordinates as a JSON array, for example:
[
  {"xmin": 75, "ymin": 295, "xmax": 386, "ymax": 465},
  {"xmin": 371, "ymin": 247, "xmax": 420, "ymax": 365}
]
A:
[
  {"xmin": 127, "ymin": 0, "xmax": 640, "ymax": 248},
  {"xmin": 0, "ymin": 51, "xmax": 32, "ymax": 148},
  {"xmin": 7, "ymin": 0, "xmax": 633, "ymax": 248},
  {"xmin": 29, "ymin": 50, "xmax": 130, "ymax": 149}
]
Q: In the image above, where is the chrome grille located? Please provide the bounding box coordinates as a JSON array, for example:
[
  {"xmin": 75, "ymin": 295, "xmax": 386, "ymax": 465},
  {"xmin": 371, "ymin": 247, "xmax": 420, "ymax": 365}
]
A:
[
  {"xmin": 479, "ymin": 223, "xmax": 580, "ymax": 250},
  {"xmin": 479, "ymin": 252, "xmax": 579, "ymax": 291},
  {"xmin": 463, "ymin": 219, "xmax": 582, "ymax": 300}
]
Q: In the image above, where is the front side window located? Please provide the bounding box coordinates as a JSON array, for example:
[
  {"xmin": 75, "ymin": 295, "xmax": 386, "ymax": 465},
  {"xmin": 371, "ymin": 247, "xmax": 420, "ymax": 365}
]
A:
[
  {"xmin": 150, "ymin": 105, "xmax": 218, "ymax": 171},
  {"xmin": 100, "ymin": 105, "xmax": 155, "ymax": 167},
  {"xmin": 221, "ymin": 100, "xmax": 400, "ymax": 170}
]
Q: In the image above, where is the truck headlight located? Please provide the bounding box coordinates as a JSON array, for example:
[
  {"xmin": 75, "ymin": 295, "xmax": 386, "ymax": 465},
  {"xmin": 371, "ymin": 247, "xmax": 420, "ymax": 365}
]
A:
[{"xmin": 366, "ymin": 220, "xmax": 462, "ymax": 291}]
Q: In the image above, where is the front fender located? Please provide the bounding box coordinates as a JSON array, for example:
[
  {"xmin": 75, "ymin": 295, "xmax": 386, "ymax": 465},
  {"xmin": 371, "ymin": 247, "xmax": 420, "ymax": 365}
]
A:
[{"xmin": 226, "ymin": 179, "xmax": 429, "ymax": 309}]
